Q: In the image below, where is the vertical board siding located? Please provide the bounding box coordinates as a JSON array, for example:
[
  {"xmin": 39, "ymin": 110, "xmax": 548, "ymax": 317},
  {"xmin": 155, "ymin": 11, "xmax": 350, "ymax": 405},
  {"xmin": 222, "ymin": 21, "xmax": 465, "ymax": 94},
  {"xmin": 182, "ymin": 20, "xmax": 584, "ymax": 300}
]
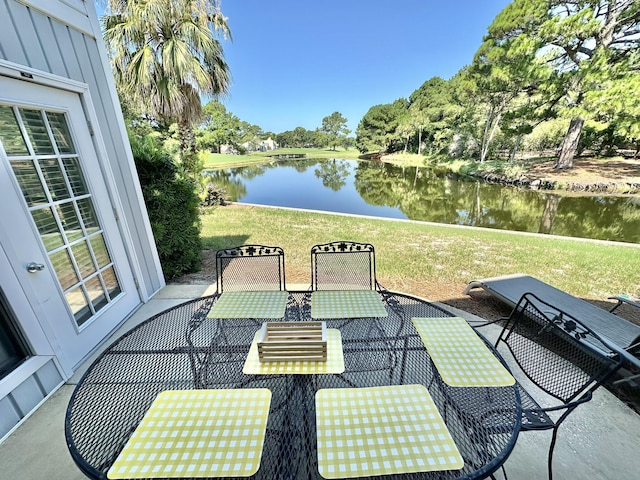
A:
[
  {"xmin": 0, "ymin": 396, "xmax": 22, "ymax": 439},
  {"xmin": 0, "ymin": 0, "xmax": 29, "ymax": 64},
  {"xmin": 51, "ymin": 20, "xmax": 82, "ymax": 79},
  {"xmin": 7, "ymin": 2, "xmax": 50, "ymax": 72},
  {"xmin": 0, "ymin": 0, "xmax": 163, "ymax": 295},
  {"xmin": 31, "ymin": 14, "xmax": 68, "ymax": 77},
  {"xmin": 0, "ymin": 360, "xmax": 63, "ymax": 440}
]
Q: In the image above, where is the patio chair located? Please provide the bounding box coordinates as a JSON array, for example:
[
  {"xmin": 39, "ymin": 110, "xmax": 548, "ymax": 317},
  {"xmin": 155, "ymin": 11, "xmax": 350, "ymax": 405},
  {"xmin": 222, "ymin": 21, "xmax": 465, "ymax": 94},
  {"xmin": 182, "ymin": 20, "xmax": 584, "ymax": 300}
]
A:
[
  {"xmin": 188, "ymin": 245, "xmax": 287, "ymax": 387},
  {"xmin": 310, "ymin": 240, "xmax": 381, "ymax": 291},
  {"xmin": 492, "ymin": 292, "xmax": 630, "ymax": 480},
  {"xmin": 216, "ymin": 244, "xmax": 286, "ymax": 292},
  {"xmin": 310, "ymin": 241, "xmax": 401, "ymax": 382}
]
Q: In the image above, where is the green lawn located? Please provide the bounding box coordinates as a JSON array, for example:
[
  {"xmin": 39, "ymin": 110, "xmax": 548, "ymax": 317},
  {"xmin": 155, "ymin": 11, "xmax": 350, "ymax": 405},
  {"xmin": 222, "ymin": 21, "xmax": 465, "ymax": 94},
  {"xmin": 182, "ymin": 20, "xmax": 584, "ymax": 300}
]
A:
[
  {"xmin": 201, "ymin": 147, "xmax": 363, "ymax": 169},
  {"xmin": 200, "ymin": 205, "xmax": 640, "ymax": 302}
]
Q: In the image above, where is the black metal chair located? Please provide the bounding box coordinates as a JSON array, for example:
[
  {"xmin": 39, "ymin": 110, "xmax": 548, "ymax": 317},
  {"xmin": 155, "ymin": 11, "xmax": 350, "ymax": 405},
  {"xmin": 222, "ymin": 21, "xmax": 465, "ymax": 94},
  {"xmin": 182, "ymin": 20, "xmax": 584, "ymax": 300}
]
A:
[
  {"xmin": 310, "ymin": 240, "xmax": 381, "ymax": 291},
  {"xmin": 309, "ymin": 241, "xmax": 403, "ymax": 382},
  {"xmin": 494, "ymin": 292, "xmax": 630, "ymax": 480},
  {"xmin": 216, "ymin": 244, "xmax": 286, "ymax": 292},
  {"xmin": 186, "ymin": 245, "xmax": 287, "ymax": 387}
]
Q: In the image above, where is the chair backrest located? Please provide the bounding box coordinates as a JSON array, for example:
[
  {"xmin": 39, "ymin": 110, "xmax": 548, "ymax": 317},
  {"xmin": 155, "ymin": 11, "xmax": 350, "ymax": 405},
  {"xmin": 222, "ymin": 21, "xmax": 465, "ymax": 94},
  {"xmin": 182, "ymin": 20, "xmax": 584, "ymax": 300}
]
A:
[
  {"xmin": 496, "ymin": 292, "xmax": 625, "ymax": 404},
  {"xmin": 216, "ymin": 245, "xmax": 285, "ymax": 293},
  {"xmin": 311, "ymin": 241, "xmax": 377, "ymax": 290}
]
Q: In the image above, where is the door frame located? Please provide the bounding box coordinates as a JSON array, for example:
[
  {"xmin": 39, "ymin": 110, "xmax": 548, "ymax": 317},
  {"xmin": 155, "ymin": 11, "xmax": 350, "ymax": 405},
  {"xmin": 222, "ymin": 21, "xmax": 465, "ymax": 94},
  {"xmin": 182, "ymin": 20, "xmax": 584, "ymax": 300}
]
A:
[{"xmin": 0, "ymin": 62, "xmax": 149, "ymax": 376}]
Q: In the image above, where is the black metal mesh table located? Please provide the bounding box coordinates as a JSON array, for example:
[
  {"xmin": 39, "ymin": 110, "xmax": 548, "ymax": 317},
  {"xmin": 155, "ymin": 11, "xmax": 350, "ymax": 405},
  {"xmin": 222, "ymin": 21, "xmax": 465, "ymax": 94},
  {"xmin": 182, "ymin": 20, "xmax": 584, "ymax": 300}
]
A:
[{"xmin": 65, "ymin": 291, "xmax": 521, "ymax": 480}]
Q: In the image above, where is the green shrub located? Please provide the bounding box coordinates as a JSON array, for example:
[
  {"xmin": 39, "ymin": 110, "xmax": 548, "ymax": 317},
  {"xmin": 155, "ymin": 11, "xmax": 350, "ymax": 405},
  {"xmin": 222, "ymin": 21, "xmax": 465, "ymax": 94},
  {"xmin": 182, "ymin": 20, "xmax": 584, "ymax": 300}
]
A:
[{"xmin": 129, "ymin": 133, "xmax": 202, "ymax": 280}]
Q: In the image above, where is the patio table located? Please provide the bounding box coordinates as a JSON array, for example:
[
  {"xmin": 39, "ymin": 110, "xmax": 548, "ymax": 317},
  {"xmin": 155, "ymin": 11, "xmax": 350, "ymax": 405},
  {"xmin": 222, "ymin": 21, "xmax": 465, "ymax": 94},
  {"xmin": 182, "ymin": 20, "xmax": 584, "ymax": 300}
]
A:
[{"xmin": 65, "ymin": 291, "xmax": 521, "ymax": 480}]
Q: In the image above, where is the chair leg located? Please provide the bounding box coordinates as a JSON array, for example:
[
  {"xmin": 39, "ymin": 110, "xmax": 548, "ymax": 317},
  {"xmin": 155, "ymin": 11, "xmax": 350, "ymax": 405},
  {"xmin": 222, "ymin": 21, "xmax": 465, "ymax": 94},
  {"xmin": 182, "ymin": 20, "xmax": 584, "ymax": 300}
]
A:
[
  {"xmin": 547, "ymin": 427, "xmax": 560, "ymax": 480},
  {"xmin": 489, "ymin": 465, "xmax": 508, "ymax": 479},
  {"xmin": 609, "ymin": 300, "xmax": 622, "ymax": 313}
]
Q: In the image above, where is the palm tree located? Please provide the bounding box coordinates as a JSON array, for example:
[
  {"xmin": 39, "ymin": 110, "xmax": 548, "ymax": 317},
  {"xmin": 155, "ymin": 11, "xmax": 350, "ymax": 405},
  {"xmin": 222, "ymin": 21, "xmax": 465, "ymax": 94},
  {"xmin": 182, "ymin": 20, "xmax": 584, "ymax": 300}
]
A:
[{"xmin": 102, "ymin": 0, "xmax": 231, "ymax": 177}]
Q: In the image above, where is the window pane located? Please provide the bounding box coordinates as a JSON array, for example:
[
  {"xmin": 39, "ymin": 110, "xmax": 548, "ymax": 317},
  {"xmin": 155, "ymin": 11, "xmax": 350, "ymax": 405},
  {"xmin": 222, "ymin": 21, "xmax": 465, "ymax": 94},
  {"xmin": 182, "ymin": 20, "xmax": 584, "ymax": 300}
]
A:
[
  {"xmin": 0, "ymin": 105, "xmax": 28, "ymax": 155},
  {"xmin": 46, "ymin": 112, "xmax": 75, "ymax": 154},
  {"xmin": 102, "ymin": 267, "xmax": 121, "ymax": 299},
  {"xmin": 76, "ymin": 199, "xmax": 98, "ymax": 234},
  {"xmin": 57, "ymin": 202, "xmax": 83, "ymax": 242},
  {"xmin": 63, "ymin": 158, "xmax": 88, "ymax": 196},
  {"xmin": 89, "ymin": 234, "xmax": 111, "ymax": 268},
  {"xmin": 1, "ymin": 292, "xmax": 31, "ymax": 379},
  {"xmin": 71, "ymin": 241, "xmax": 96, "ymax": 278},
  {"xmin": 10, "ymin": 160, "xmax": 47, "ymax": 206},
  {"xmin": 39, "ymin": 159, "xmax": 70, "ymax": 201},
  {"xmin": 85, "ymin": 276, "xmax": 108, "ymax": 312},
  {"xmin": 31, "ymin": 207, "xmax": 64, "ymax": 251},
  {"xmin": 49, "ymin": 249, "xmax": 78, "ymax": 290},
  {"xmin": 19, "ymin": 108, "xmax": 54, "ymax": 154},
  {"xmin": 66, "ymin": 287, "xmax": 91, "ymax": 326}
]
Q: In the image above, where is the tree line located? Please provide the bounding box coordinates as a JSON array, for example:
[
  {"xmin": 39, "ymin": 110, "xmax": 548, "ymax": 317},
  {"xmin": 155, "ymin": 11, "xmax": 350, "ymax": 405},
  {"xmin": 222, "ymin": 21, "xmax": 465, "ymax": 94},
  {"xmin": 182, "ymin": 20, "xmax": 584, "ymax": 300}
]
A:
[
  {"xmin": 356, "ymin": 0, "xmax": 640, "ymax": 169},
  {"xmin": 196, "ymin": 105, "xmax": 353, "ymax": 153}
]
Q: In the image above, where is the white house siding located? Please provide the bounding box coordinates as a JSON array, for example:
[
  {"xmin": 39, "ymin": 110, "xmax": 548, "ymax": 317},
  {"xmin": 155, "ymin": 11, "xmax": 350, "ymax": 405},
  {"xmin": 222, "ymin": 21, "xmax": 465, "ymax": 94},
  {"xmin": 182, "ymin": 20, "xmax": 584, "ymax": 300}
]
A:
[{"xmin": 0, "ymin": 0, "xmax": 164, "ymax": 298}]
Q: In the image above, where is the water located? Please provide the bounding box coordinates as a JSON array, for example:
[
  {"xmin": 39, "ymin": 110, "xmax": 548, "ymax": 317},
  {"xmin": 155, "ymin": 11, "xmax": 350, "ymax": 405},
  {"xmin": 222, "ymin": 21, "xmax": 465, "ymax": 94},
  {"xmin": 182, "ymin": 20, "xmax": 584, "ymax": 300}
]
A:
[{"xmin": 206, "ymin": 158, "xmax": 640, "ymax": 244}]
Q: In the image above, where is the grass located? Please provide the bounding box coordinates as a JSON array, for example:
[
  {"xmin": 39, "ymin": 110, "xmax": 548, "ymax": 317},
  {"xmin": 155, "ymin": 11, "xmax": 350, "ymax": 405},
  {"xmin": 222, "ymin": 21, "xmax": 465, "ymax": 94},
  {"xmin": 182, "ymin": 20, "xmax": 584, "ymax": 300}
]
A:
[
  {"xmin": 200, "ymin": 205, "xmax": 640, "ymax": 301},
  {"xmin": 202, "ymin": 148, "xmax": 363, "ymax": 169}
]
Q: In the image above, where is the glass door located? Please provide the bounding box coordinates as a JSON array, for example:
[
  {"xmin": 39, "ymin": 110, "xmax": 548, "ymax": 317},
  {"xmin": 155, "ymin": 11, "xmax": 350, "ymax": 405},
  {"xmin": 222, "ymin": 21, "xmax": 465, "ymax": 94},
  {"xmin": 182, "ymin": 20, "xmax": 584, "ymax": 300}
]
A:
[
  {"xmin": 0, "ymin": 75, "xmax": 139, "ymax": 372},
  {"xmin": 0, "ymin": 105, "xmax": 122, "ymax": 327}
]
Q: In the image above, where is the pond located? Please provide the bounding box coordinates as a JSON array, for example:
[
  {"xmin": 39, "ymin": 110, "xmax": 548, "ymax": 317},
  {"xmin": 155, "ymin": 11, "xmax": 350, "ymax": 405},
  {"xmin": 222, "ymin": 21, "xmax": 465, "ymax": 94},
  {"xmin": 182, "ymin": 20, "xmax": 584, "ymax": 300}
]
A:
[{"xmin": 206, "ymin": 158, "xmax": 640, "ymax": 244}]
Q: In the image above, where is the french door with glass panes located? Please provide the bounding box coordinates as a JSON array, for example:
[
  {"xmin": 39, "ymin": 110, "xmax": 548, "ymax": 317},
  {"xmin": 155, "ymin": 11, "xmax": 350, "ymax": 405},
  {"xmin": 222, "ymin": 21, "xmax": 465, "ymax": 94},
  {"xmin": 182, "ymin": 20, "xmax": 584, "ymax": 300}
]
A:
[{"xmin": 0, "ymin": 75, "xmax": 139, "ymax": 373}]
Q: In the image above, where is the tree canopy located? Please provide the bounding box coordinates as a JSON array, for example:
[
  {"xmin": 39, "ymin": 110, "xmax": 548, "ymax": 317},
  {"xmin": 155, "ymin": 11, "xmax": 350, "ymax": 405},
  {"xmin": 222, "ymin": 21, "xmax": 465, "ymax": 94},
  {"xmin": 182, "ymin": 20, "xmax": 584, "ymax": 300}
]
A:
[
  {"xmin": 354, "ymin": 0, "xmax": 640, "ymax": 167},
  {"xmin": 320, "ymin": 112, "xmax": 350, "ymax": 151}
]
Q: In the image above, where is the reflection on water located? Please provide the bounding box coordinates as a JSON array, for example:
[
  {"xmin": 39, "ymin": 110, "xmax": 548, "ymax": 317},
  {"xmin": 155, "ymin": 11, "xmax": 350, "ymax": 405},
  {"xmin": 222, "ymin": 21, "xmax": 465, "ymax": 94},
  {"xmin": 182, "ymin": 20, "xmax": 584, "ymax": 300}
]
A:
[{"xmin": 205, "ymin": 159, "xmax": 640, "ymax": 244}]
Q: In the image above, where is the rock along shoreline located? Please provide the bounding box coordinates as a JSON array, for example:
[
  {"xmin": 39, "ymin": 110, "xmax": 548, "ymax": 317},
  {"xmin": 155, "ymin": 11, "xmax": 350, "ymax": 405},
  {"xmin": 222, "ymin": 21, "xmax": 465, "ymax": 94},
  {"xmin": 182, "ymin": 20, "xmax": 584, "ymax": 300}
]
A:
[{"xmin": 468, "ymin": 171, "xmax": 640, "ymax": 195}]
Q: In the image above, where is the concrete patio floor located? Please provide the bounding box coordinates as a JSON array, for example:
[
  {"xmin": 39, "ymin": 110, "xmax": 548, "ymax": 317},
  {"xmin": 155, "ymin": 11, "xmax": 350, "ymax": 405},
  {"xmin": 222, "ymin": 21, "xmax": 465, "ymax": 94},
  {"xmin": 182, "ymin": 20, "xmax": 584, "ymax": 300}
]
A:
[{"xmin": 1, "ymin": 284, "xmax": 639, "ymax": 479}]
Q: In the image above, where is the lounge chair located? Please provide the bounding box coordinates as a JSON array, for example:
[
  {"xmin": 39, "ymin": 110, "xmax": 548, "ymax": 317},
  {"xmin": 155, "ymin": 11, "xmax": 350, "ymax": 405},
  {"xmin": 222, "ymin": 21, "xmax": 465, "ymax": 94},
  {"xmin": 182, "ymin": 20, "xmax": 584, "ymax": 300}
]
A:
[
  {"xmin": 463, "ymin": 273, "xmax": 640, "ymax": 355},
  {"xmin": 609, "ymin": 293, "xmax": 640, "ymax": 313}
]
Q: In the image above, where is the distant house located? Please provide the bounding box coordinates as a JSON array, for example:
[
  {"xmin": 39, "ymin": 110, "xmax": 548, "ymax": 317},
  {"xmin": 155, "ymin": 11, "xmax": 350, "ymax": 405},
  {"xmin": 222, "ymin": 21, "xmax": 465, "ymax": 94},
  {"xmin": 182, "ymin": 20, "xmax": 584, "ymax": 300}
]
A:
[
  {"xmin": 242, "ymin": 137, "xmax": 278, "ymax": 152},
  {"xmin": 260, "ymin": 137, "xmax": 278, "ymax": 151},
  {"xmin": 0, "ymin": 0, "xmax": 164, "ymax": 439}
]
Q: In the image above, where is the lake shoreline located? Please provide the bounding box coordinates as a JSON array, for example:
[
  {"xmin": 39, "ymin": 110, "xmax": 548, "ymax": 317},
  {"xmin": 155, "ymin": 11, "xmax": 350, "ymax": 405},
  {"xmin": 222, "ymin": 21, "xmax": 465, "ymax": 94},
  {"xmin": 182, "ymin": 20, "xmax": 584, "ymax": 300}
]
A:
[{"xmin": 381, "ymin": 154, "xmax": 640, "ymax": 196}]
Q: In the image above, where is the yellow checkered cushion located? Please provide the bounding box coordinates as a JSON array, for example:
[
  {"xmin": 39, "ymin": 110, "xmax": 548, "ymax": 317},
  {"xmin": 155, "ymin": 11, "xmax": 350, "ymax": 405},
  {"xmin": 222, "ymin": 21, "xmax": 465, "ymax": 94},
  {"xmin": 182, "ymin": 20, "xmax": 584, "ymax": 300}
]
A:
[
  {"xmin": 311, "ymin": 290, "xmax": 387, "ymax": 319},
  {"xmin": 207, "ymin": 291, "xmax": 288, "ymax": 319}
]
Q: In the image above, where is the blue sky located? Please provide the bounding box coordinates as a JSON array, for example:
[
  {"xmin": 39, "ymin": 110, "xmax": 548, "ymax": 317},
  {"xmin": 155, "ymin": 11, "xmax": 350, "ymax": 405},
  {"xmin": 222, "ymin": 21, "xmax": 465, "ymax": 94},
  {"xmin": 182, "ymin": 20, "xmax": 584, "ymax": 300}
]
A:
[{"xmin": 219, "ymin": 0, "xmax": 512, "ymax": 134}]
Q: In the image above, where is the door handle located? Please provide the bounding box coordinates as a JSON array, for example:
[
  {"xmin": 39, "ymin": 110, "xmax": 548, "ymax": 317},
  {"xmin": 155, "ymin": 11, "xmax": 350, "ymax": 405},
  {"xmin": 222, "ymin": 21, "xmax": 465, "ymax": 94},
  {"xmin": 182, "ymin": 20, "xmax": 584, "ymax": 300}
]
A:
[{"xmin": 26, "ymin": 262, "xmax": 45, "ymax": 273}]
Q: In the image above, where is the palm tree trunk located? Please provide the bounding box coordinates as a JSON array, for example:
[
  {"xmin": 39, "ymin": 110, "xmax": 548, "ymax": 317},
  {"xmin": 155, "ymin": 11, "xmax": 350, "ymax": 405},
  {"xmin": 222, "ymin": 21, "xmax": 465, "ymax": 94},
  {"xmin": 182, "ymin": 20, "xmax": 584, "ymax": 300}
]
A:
[{"xmin": 178, "ymin": 119, "xmax": 199, "ymax": 181}]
